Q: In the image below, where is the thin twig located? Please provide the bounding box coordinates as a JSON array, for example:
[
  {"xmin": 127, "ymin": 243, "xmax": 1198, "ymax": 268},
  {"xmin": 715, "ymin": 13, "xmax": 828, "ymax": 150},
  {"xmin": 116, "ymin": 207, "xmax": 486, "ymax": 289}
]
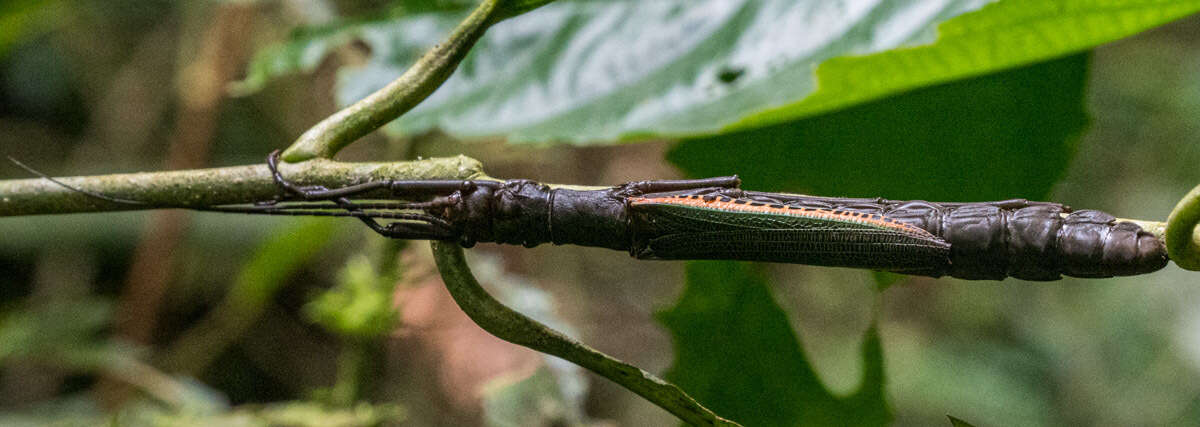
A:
[
  {"xmin": 1167, "ymin": 183, "xmax": 1200, "ymax": 270},
  {"xmin": 429, "ymin": 241, "xmax": 739, "ymax": 426},
  {"xmin": 282, "ymin": 0, "xmax": 554, "ymax": 161}
]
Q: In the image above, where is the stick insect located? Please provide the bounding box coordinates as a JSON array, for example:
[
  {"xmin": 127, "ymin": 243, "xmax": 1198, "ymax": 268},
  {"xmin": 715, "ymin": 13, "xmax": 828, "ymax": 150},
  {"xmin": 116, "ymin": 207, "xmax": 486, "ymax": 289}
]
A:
[{"xmin": 13, "ymin": 151, "xmax": 1169, "ymax": 281}]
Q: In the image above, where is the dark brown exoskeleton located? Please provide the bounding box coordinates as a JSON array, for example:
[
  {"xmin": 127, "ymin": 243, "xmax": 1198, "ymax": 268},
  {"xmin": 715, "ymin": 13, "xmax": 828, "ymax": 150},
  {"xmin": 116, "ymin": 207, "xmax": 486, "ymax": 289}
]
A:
[
  {"xmin": 727, "ymin": 191, "xmax": 1169, "ymax": 280},
  {"xmin": 230, "ymin": 152, "xmax": 1167, "ymax": 281},
  {"xmin": 24, "ymin": 151, "xmax": 1164, "ymax": 281}
]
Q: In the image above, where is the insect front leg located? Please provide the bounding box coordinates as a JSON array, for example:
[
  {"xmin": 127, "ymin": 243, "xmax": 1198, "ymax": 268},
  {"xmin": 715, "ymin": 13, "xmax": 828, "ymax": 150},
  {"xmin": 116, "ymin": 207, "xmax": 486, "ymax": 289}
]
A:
[
  {"xmin": 261, "ymin": 150, "xmax": 493, "ymax": 242},
  {"xmin": 265, "ymin": 150, "xmax": 396, "ymax": 202}
]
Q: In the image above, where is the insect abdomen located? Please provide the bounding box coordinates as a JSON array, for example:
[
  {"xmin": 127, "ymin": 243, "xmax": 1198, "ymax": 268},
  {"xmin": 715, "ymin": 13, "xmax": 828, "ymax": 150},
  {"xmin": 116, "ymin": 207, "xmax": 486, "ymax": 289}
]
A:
[
  {"xmin": 1055, "ymin": 210, "xmax": 1167, "ymax": 278},
  {"xmin": 884, "ymin": 202, "xmax": 1168, "ymax": 280}
]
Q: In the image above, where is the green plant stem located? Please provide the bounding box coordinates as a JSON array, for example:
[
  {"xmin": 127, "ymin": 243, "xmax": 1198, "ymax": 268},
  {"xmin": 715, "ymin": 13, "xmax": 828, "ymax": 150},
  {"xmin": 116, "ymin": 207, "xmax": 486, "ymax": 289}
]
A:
[
  {"xmin": 281, "ymin": 0, "xmax": 547, "ymax": 161},
  {"xmin": 0, "ymin": 156, "xmax": 488, "ymax": 216},
  {"xmin": 1120, "ymin": 218, "xmax": 1167, "ymax": 240},
  {"xmin": 1166, "ymin": 183, "xmax": 1200, "ymax": 270},
  {"xmin": 429, "ymin": 241, "xmax": 739, "ymax": 427}
]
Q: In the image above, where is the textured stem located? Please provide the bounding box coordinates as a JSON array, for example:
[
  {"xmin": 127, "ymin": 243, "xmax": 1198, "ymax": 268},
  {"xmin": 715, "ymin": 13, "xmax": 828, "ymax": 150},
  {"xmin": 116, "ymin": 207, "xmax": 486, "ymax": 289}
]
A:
[
  {"xmin": 280, "ymin": 0, "xmax": 559, "ymax": 161},
  {"xmin": 1166, "ymin": 183, "xmax": 1200, "ymax": 270},
  {"xmin": 281, "ymin": 0, "xmax": 505, "ymax": 161},
  {"xmin": 1119, "ymin": 218, "xmax": 1166, "ymax": 241},
  {"xmin": 430, "ymin": 241, "xmax": 738, "ymax": 426},
  {"xmin": 0, "ymin": 156, "xmax": 487, "ymax": 216}
]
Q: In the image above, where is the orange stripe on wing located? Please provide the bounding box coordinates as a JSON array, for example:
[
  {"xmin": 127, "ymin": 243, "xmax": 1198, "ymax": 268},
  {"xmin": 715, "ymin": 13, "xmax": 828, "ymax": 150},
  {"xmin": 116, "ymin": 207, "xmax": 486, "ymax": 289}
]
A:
[{"xmin": 630, "ymin": 194, "xmax": 934, "ymax": 238}]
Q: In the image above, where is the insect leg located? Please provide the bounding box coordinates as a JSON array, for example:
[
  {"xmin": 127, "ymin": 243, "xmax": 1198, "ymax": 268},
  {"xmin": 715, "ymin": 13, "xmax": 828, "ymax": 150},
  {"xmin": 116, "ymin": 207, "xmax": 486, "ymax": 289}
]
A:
[
  {"xmin": 205, "ymin": 202, "xmax": 458, "ymax": 240},
  {"xmin": 614, "ymin": 176, "xmax": 741, "ymax": 197},
  {"xmin": 373, "ymin": 220, "xmax": 457, "ymax": 240},
  {"xmin": 265, "ymin": 151, "xmax": 503, "ymax": 201},
  {"xmin": 265, "ymin": 150, "xmax": 396, "ymax": 201},
  {"xmin": 264, "ymin": 152, "xmax": 453, "ymax": 237}
]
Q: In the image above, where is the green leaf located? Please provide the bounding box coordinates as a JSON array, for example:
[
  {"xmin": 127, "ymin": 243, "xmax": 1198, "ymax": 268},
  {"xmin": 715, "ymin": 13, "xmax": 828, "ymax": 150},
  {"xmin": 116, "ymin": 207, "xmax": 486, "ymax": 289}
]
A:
[
  {"xmin": 306, "ymin": 254, "xmax": 400, "ymax": 338},
  {"xmin": 0, "ymin": 0, "xmax": 64, "ymax": 58},
  {"xmin": 730, "ymin": 0, "xmax": 1200, "ymax": 132},
  {"xmin": 656, "ymin": 261, "xmax": 889, "ymax": 426},
  {"xmin": 230, "ymin": 26, "xmax": 354, "ymax": 96},
  {"xmin": 229, "ymin": 218, "xmax": 339, "ymax": 307},
  {"xmin": 661, "ymin": 54, "xmax": 1089, "ymax": 426},
  {"xmin": 231, "ymin": 8, "xmax": 469, "ymax": 96},
  {"xmin": 481, "ymin": 367, "xmax": 596, "ymax": 427},
  {"xmin": 242, "ymin": 0, "xmax": 1198, "ymax": 144},
  {"xmin": 344, "ymin": 0, "xmax": 996, "ymax": 143},
  {"xmin": 668, "ymin": 53, "xmax": 1089, "ymax": 202},
  {"xmin": 0, "ymin": 298, "xmax": 113, "ymax": 365}
]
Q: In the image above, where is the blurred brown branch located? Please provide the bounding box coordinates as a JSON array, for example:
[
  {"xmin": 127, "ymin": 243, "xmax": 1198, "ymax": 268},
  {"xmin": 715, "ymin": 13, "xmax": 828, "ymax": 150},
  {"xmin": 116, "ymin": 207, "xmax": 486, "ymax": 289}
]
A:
[{"xmin": 99, "ymin": 2, "xmax": 258, "ymax": 407}]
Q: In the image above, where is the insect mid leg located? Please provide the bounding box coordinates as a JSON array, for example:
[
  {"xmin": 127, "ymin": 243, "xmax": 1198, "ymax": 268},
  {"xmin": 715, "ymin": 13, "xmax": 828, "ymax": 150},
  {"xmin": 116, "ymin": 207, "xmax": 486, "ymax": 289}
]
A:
[
  {"xmin": 615, "ymin": 176, "xmax": 741, "ymax": 196},
  {"xmin": 378, "ymin": 220, "xmax": 457, "ymax": 240},
  {"xmin": 209, "ymin": 201, "xmax": 459, "ymax": 241}
]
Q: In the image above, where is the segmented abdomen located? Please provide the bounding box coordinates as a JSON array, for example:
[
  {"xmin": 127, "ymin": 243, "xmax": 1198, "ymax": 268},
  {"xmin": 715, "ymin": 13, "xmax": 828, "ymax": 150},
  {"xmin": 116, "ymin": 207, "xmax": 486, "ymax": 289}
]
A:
[
  {"xmin": 883, "ymin": 202, "xmax": 1167, "ymax": 280},
  {"xmin": 737, "ymin": 191, "xmax": 1169, "ymax": 280}
]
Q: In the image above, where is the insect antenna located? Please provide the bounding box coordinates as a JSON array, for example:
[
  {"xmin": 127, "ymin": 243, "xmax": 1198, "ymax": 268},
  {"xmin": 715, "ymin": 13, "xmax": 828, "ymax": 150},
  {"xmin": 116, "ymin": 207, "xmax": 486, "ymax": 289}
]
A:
[
  {"xmin": 7, "ymin": 155, "xmax": 149, "ymax": 206},
  {"xmin": 6, "ymin": 156, "xmax": 439, "ymax": 212},
  {"xmin": 7, "ymin": 155, "xmax": 458, "ymax": 240},
  {"xmin": 202, "ymin": 205, "xmax": 451, "ymax": 225}
]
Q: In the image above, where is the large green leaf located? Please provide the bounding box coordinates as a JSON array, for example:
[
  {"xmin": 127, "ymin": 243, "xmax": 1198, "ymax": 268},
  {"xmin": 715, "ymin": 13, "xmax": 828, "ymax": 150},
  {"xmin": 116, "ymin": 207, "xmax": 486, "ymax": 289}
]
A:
[
  {"xmin": 667, "ymin": 53, "xmax": 1089, "ymax": 202},
  {"xmin": 657, "ymin": 261, "xmax": 889, "ymax": 426},
  {"xmin": 658, "ymin": 54, "xmax": 1089, "ymax": 424},
  {"xmin": 341, "ymin": 0, "xmax": 993, "ymax": 143},
  {"xmin": 244, "ymin": 0, "xmax": 1197, "ymax": 144},
  {"xmin": 730, "ymin": 0, "xmax": 1200, "ymax": 132}
]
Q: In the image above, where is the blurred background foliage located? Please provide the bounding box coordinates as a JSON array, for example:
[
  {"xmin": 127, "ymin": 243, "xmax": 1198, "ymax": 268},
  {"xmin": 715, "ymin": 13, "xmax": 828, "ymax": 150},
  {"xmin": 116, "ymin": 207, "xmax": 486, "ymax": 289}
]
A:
[{"xmin": 1, "ymin": 0, "xmax": 1200, "ymax": 426}]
